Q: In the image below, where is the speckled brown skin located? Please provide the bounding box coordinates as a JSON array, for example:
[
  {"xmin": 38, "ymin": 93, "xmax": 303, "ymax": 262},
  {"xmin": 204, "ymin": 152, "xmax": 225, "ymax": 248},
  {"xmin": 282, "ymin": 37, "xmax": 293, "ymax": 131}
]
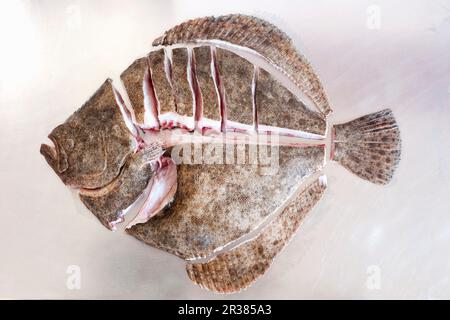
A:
[
  {"xmin": 257, "ymin": 68, "xmax": 326, "ymax": 136},
  {"xmin": 193, "ymin": 46, "xmax": 220, "ymax": 121},
  {"xmin": 40, "ymin": 79, "xmax": 135, "ymax": 189},
  {"xmin": 148, "ymin": 49, "xmax": 177, "ymax": 114},
  {"xmin": 186, "ymin": 176, "xmax": 326, "ymax": 293},
  {"xmin": 171, "ymin": 48, "xmax": 193, "ymax": 117},
  {"xmin": 332, "ymin": 109, "xmax": 401, "ymax": 184},
  {"xmin": 120, "ymin": 58, "xmax": 148, "ymax": 125},
  {"xmin": 127, "ymin": 144, "xmax": 324, "ymax": 260},
  {"xmin": 216, "ymin": 48, "xmax": 254, "ymax": 125},
  {"xmin": 79, "ymin": 150, "xmax": 155, "ymax": 230},
  {"xmin": 152, "ymin": 14, "xmax": 332, "ymax": 117}
]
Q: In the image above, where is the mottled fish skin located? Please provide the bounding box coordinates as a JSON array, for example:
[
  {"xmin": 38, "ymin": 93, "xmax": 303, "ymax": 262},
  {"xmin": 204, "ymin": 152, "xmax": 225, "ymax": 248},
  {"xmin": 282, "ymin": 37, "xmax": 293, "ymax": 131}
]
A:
[
  {"xmin": 186, "ymin": 176, "xmax": 327, "ymax": 293},
  {"xmin": 256, "ymin": 68, "xmax": 326, "ymax": 136},
  {"xmin": 127, "ymin": 144, "xmax": 324, "ymax": 260},
  {"xmin": 79, "ymin": 150, "xmax": 155, "ymax": 230},
  {"xmin": 148, "ymin": 49, "xmax": 177, "ymax": 114},
  {"xmin": 171, "ymin": 48, "xmax": 193, "ymax": 117},
  {"xmin": 120, "ymin": 58, "xmax": 148, "ymax": 125},
  {"xmin": 152, "ymin": 14, "xmax": 332, "ymax": 117},
  {"xmin": 193, "ymin": 46, "xmax": 221, "ymax": 121},
  {"xmin": 40, "ymin": 79, "xmax": 134, "ymax": 189},
  {"xmin": 216, "ymin": 48, "xmax": 254, "ymax": 126}
]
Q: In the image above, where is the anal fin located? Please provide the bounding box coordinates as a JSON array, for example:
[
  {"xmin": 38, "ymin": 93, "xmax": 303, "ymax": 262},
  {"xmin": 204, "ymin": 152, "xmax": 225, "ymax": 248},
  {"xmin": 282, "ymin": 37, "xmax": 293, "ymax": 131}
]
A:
[{"xmin": 185, "ymin": 176, "xmax": 327, "ymax": 294}]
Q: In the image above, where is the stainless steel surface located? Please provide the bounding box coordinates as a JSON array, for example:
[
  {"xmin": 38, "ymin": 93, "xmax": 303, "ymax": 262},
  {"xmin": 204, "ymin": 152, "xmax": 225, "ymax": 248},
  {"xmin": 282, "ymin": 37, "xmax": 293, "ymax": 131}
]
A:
[{"xmin": 0, "ymin": 0, "xmax": 449, "ymax": 299}]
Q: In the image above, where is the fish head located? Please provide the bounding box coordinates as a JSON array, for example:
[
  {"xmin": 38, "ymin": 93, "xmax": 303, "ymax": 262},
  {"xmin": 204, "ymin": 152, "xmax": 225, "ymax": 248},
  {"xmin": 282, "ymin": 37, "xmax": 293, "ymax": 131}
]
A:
[
  {"xmin": 40, "ymin": 80, "xmax": 135, "ymax": 189},
  {"xmin": 41, "ymin": 123, "xmax": 106, "ymax": 188}
]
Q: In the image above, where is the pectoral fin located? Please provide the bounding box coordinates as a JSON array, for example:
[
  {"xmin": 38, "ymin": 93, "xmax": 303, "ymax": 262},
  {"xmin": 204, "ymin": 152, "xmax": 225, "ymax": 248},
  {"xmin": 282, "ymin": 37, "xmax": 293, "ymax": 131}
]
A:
[{"xmin": 126, "ymin": 157, "xmax": 178, "ymax": 228}]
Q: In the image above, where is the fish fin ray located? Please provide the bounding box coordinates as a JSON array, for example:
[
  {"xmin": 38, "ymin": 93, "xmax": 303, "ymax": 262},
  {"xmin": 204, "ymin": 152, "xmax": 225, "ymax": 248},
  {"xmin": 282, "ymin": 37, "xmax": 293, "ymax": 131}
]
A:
[{"xmin": 332, "ymin": 109, "xmax": 401, "ymax": 185}]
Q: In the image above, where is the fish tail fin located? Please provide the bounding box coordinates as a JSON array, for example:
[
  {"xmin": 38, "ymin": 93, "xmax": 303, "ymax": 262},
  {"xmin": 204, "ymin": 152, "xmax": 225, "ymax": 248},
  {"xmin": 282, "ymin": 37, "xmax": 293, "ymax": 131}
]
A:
[{"xmin": 331, "ymin": 109, "xmax": 401, "ymax": 185}]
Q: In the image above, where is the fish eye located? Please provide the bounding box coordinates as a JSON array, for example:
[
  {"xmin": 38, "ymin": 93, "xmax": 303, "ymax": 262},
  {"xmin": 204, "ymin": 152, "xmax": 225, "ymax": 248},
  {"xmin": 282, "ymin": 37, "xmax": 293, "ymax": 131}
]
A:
[{"xmin": 65, "ymin": 138, "xmax": 75, "ymax": 150}]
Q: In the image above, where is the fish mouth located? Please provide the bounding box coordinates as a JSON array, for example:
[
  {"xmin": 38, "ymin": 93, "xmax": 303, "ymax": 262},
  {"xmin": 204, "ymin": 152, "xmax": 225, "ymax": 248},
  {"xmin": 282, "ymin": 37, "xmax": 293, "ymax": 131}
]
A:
[{"xmin": 40, "ymin": 134, "xmax": 68, "ymax": 173}]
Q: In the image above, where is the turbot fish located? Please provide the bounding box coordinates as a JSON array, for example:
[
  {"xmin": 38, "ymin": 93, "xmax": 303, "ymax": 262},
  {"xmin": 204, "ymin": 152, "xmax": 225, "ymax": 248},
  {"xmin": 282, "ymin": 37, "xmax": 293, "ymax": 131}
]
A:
[{"xmin": 40, "ymin": 14, "xmax": 401, "ymax": 293}]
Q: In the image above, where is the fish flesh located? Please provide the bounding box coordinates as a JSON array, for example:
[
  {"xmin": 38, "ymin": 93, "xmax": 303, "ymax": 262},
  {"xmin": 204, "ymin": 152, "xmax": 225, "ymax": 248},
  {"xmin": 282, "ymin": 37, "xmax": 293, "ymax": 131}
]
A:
[{"xmin": 40, "ymin": 14, "xmax": 401, "ymax": 293}]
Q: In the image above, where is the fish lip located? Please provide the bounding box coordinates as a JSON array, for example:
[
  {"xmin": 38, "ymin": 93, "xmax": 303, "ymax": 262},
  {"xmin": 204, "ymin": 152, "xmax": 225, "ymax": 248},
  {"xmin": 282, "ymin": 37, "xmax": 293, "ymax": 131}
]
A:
[
  {"xmin": 40, "ymin": 134, "xmax": 68, "ymax": 174},
  {"xmin": 40, "ymin": 139, "xmax": 57, "ymax": 170}
]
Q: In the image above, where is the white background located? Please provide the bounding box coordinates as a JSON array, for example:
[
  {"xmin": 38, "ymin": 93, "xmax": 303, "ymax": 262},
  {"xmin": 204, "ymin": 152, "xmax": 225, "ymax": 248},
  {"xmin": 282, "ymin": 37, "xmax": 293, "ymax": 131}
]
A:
[{"xmin": 0, "ymin": 0, "xmax": 449, "ymax": 299}]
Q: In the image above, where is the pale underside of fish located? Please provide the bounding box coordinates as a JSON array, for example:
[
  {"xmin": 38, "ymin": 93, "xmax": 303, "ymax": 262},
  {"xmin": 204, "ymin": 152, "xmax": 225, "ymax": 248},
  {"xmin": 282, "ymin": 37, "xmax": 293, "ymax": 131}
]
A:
[{"xmin": 40, "ymin": 14, "xmax": 401, "ymax": 293}]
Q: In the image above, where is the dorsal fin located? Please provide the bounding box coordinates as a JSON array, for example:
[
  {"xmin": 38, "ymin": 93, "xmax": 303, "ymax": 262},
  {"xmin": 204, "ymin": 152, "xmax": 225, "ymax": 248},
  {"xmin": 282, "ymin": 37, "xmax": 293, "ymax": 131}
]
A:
[{"xmin": 153, "ymin": 14, "xmax": 332, "ymax": 117}]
